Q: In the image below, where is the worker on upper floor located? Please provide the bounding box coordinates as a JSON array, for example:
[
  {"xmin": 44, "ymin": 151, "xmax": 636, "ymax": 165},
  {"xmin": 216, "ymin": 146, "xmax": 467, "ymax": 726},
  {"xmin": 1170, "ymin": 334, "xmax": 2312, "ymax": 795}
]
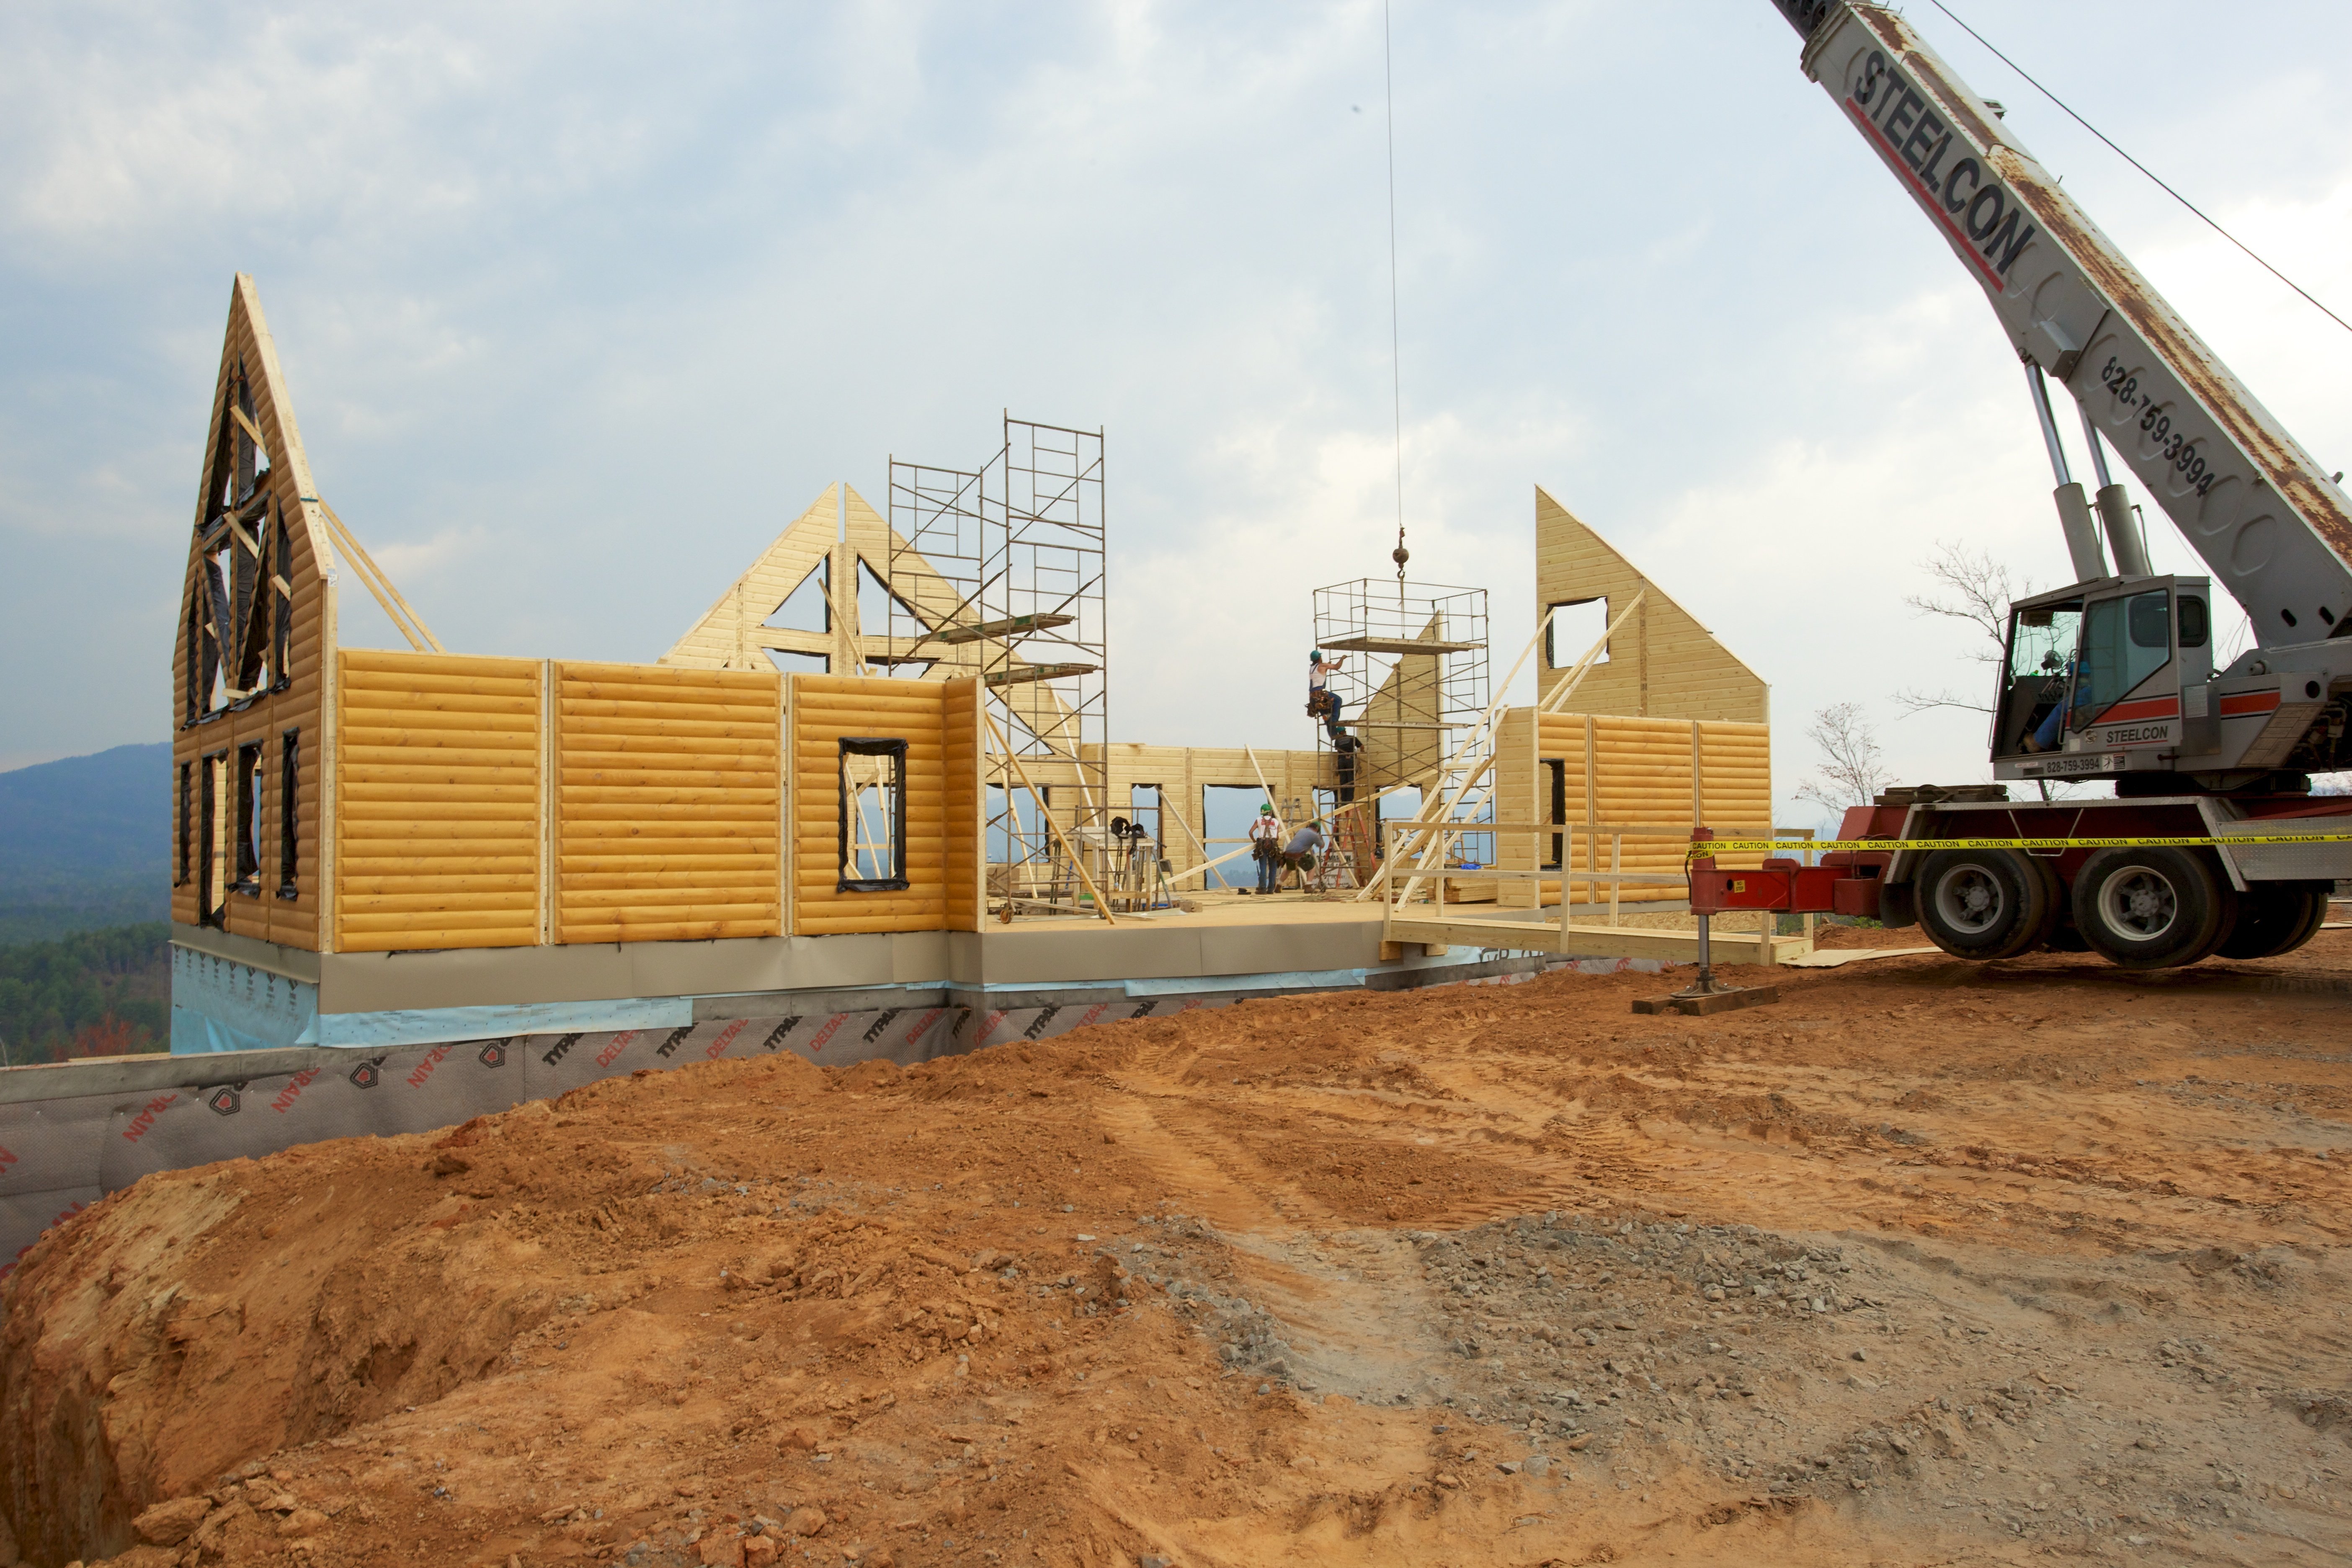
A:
[{"xmin": 1308, "ymin": 649, "xmax": 1348, "ymax": 741}]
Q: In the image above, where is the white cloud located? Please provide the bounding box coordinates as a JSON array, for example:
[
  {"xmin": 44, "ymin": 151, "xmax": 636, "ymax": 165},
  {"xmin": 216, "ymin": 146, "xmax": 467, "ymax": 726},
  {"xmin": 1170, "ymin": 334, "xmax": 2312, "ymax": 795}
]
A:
[{"xmin": 8, "ymin": 0, "xmax": 2352, "ymax": 784}]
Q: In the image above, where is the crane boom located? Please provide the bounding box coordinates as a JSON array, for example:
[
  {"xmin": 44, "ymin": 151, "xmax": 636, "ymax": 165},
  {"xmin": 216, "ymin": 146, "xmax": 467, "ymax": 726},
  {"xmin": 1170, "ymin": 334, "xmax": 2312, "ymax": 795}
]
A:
[{"xmin": 1771, "ymin": 0, "xmax": 2352, "ymax": 649}]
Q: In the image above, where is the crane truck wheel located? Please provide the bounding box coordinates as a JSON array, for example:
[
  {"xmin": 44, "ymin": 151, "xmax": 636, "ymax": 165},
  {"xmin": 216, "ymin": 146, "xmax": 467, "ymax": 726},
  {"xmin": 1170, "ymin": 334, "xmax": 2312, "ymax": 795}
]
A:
[
  {"xmin": 1915, "ymin": 848, "xmax": 2050, "ymax": 961},
  {"xmin": 2071, "ymin": 847, "xmax": 2234, "ymax": 970},
  {"xmin": 2214, "ymin": 881, "xmax": 2331, "ymax": 960}
]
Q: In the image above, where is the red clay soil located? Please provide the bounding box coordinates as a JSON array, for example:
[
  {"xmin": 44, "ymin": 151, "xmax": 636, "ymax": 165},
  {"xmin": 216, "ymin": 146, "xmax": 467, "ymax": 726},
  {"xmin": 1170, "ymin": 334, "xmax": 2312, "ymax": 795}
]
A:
[{"xmin": 6, "ymin": 932, "xmax": 2352, "ymax": 1568}]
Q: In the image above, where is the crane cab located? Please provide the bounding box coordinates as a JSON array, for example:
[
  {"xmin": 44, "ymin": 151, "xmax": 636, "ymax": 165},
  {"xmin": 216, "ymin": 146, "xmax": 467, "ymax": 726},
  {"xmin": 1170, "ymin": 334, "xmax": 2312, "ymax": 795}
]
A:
[{"xmin": 1990, "ymin": 575, "xmax": 2214, "ymax": 783}]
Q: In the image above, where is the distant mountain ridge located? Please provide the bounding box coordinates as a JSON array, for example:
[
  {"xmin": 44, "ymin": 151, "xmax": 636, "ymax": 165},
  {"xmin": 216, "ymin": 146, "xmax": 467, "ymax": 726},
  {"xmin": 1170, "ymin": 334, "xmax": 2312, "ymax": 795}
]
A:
[{"xmin": 0, "ymin": 743, "xmax": 170, "ymax": 943}]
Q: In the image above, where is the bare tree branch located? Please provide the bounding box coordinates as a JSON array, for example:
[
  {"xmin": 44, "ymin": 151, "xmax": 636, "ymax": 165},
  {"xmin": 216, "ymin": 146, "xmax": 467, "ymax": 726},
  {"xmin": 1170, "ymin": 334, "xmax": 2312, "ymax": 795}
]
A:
[
  {"xmin": 1903, "ymin": 541, "xmax": 2027, "ymax": 671},
  {"xmin": 1792, "ymin": 701, "xmax": 1894, "ymax": 814},
  {"xmin": 1890, "ymin": 687, "xmax": 1992, "ymax": 719}
]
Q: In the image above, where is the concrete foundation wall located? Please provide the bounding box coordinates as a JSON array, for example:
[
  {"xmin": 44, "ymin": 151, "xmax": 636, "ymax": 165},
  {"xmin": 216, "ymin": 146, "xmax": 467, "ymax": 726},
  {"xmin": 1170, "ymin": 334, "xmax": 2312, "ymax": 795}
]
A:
[{"xmin": 8, "ymin": 942, "xmax": 1674, "ymax": 1282}]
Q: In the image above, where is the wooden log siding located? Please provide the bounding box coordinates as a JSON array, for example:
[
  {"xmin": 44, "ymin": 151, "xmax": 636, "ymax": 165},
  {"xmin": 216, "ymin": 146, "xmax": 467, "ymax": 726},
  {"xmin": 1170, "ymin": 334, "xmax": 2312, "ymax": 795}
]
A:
[
  {"xmin": 1486, "ymin": 711, "xmax": 1772, "ymax": 907},
  {"xmin": 334, "ymin": 651, "xmax": 542, "ymax": 951},
  {"xmin": 554, "ymin": 661, "xmax": 783, "ymax": 944},
  {"xmin": 790, "ymin": 675, "xmax": 949, "ymax": 936},
  {"xmin": 943, "ymin": 678, "xmax": 984, "ymax": 931}
]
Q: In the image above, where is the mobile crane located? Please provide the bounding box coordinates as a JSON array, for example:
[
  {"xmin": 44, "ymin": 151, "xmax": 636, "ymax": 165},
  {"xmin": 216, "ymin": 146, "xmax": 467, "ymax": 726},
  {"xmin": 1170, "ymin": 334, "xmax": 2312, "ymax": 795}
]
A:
[{"xmin": 1688, "ymin": 1, "xmax": 2352, "ymax": 969}]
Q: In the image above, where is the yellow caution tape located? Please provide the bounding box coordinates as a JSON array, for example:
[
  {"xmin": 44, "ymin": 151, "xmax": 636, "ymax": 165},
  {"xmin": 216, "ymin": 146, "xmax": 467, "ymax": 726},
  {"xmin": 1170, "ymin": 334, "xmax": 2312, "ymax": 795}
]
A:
[{"xmin": 1689, "ymin": 833, "xmax": 2352, "ymax": 859}]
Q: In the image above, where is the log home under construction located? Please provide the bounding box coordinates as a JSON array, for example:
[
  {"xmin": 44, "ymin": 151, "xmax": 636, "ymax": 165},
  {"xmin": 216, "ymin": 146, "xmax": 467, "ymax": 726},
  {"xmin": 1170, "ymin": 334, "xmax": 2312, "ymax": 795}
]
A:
[{"xmin": 169, "ymin": 277, "xmax": 1799, "ymax": 1060}]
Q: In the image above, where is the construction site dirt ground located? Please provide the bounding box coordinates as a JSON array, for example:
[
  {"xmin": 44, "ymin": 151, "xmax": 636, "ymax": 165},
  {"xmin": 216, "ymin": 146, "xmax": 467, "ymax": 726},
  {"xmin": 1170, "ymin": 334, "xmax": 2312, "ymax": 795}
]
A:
[{"xmin": 8, "ymin": 930, "xmax": 2352, "ymax": 1568}]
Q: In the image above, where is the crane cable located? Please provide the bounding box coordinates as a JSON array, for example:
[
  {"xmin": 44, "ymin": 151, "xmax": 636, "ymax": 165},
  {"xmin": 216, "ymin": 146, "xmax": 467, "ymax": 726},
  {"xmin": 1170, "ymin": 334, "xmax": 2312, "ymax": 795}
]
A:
[
  {"xmin": 1383, "ymin": 0, "xmax": 1408, "ymax": 603},
  {"xmin": 1928, "ymin": 0, "xmax": 2352, "ymax": 340}
]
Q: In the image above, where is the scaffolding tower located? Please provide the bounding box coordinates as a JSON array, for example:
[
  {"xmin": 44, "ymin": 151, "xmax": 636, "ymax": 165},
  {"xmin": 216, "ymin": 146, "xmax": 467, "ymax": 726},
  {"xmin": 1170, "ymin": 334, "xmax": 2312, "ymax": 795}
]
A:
[
  {"xmin": 1311, "ymin": 580, "xmax": 1488, "ymax": 800},
  {"xmin": 887, "ymin": 415, "xmax": 1108, "ymax": 916}
]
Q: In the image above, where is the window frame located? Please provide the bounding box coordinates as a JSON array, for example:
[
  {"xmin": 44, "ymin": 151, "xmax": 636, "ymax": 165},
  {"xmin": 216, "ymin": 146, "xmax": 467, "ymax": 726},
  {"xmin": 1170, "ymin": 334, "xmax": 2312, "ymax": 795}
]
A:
[
  {"xmin": 198, "ymin": 748, "xmax": 228, "ymax": 928},
  {"xmin": 1545, "ymin": 597, "xmax": 1610, "ymax": 670},
  {"xmin": 176, "ymin": 761, "xmax": 192, "ymax": 887},
  {"xmin": 233, "ymin": 740, "xmax": 265, "ymax": 897},
  {"xmin": 1541, "ymin": 758, "xmax": 1567, "ymax": 869},
  {"xmin": 836, "ymin": 737, "xmax": 910, "ymax": 894},
  {"xmin": 277, "ymin": 728, "xmax": 301, "ymax": 900}
]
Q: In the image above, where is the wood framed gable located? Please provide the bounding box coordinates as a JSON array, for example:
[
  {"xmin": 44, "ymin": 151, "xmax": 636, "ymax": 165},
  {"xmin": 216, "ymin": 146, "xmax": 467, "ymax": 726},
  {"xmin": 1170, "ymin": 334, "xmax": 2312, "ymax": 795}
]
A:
[{"xmin": 170, "ymin": 275, "xmax": 340, "ymax": 950}]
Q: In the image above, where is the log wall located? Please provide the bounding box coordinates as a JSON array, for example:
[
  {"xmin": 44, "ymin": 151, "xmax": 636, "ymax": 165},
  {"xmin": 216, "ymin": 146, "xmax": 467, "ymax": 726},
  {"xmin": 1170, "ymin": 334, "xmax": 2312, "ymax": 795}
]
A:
[
  {"xmin": 943, "ymin": 678, "xmax": 984, "ymax": 931},
  {"xmin": 1491, "ymin": 710, "xmax": 1772, "ymax": 907},
  {"xmin": 790, "ymin": 675, "xmax": 949, "ymax": 936},
  {"xmin": 333, "ymin": 651, "xmax": 542, "ymax": 952},
  {"xmin": 553, "ymin": 661, "xmax": 783, "ymax": 944}
]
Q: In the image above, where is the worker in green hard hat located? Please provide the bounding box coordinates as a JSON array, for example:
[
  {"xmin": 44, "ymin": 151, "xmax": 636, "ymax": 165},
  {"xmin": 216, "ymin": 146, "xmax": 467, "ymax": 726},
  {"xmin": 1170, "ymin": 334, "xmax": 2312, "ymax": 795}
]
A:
[
  {"xmin": 1248, "ymin": 802, "xmax": 1283, "ymax": 894},
  {"xmin": 1308, "ymin": 648, "xmax": 1347, "ymax": 740}
]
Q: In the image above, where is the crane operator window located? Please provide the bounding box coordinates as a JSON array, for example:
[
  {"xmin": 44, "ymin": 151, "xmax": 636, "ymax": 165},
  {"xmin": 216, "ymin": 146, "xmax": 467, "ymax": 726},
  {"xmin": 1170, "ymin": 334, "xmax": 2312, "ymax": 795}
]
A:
[
  {"xmin": 1997, "ymin": 603, "xmax": 2080, "ymax": 755},
  {"xmin": 2071, "ymin": 590, "xmax": 2172, "ymax": 730}
]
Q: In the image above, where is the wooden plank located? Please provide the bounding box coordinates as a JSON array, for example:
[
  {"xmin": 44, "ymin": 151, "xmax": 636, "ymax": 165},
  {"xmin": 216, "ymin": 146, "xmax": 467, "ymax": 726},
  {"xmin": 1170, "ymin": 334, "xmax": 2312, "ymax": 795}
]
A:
[
  {"xmin": 558, "ymin": 681, "xmax": 778, "ymax": 709},
  {"xmin": 341, "ymin": 693, "xmax": 541, "ymax": 720},
  {"xmin": 554, "ymin": 888, "xmax": 779, "ymax": 912},
  {"xmin": 553, "ymin": 715, "xmax": 781, "ymax": 741},
  {"xmin": 559, "ymin": 790, "xmax": 778, "ymax": 810},
  {"xmin": 557, "ymin": 919, "xmax": 781, "ymax": 944}
]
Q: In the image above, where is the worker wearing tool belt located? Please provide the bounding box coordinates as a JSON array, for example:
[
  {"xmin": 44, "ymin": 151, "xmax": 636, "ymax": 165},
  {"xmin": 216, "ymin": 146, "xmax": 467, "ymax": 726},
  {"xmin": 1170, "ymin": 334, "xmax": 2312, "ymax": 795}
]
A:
[
  {"xmin": 1307, "ymin": 649, "xmax": 1347, "ymax": 740},
  {"xmin": 1248, "ymin": 804, "xmax": 1284, "ymax": 894}
]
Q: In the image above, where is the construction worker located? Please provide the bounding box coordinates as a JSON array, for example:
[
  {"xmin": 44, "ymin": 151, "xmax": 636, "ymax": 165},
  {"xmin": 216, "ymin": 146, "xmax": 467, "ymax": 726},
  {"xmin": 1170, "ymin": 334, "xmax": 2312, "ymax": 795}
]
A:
[
  {"xmin": 1307, "ymin": 650, "xmax": 1347, "ymax": 740},
  {"xmin": 1248, "ymin": 803, "xmax": 1283, "ymax": 894},
  {"xmin": 1278, "ymin": 818, "xmax": 1328, "ymax": 890}
]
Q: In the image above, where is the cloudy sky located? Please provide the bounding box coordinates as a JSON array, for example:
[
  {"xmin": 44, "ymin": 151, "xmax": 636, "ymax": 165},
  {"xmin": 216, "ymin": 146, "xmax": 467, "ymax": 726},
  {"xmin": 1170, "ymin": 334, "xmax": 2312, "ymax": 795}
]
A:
[{"xmin": 5, "ymin": 0, "xmax": 2350, "ymax": 826}]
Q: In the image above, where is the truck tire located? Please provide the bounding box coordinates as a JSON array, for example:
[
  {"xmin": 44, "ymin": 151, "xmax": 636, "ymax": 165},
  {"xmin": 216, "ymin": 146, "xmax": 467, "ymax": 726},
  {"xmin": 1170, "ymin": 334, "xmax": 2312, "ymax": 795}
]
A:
[
  {"xmin": 2072, "ymin": 847, "xmax": 2233, "ymax": 969},
  {"xmin": 2215, "ymin": 881, "xmax": 2329, "ymax": 960},
  {"xmin": 2023, "ymin": 855, "xmax": 2066, "ymax": 951},
  {"xmin": 1916, "ymin": 848, "xmax": 2049, "ymax": 960}
]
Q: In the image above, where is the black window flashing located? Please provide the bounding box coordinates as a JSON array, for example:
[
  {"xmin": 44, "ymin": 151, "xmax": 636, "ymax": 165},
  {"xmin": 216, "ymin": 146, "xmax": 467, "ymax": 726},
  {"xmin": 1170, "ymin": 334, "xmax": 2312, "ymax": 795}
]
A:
[
  {"xmin": 278, "ymin": 728, "xmax": 301, "ymax": 900},
  {"xmin": 837, "ymin": 737, "xmax": 910, "ymax": 894},
  {"xmin": 176, "ymin": 761, "xmax": 191, "ymax": 887},
  {"xmin": 198, "ymin": 749, "xmax": 226, "ymax": 928},
  {"xmin": 233, "ymin": 741, "xmax": 264, "ymax": 897}
]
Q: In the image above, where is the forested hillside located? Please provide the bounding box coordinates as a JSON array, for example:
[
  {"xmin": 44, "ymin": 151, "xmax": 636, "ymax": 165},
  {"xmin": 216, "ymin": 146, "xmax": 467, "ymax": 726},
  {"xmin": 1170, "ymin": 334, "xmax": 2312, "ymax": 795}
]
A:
[
  {"xmin": 0, "ymin": 742, "xmax": 168, "ymax": 944},
  {"xmin": 0, "ymin": 922, "xmax": 170, "ymax": 1063}
]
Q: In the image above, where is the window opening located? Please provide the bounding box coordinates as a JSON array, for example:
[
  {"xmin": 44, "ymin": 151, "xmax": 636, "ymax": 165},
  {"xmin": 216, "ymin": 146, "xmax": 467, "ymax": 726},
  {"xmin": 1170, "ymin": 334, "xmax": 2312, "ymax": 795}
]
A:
[
  {"xmin": 985, "ymin": 783, "xmax": 1039, "ymax": 869},
  {"xmin": 1996, "ymin": 601, "xmax": 2082, "ymax": 756},
  {"xmin": 763, "ymin": 562, "xmax": 832, "ymax": 634},
  {"xmin": 1202, "ymin": 784, "xmax": 1271, "ymax": 890},
  {"xmin": 176, "ymin": 762, "xmax": 192, "ymax": 886},
  {"xmin": 233, "ymin": 742, "xmax": 264, "ymax": 897},
  {"xmin": 855, "ymin": 560, "xmax": 899, "ymax": 642},
  {"xmin": 1545, "ymin": 598, "xmax": 1610, "ymax": 669},
  {"xmin": 1542, "ymin": 758, "xmax": 1567, "ymax": 869},
  {"xmin": 1378, "ymin": 786, "xmax": 1422, "ymax": 859},
  {"xmin": 763, "ymin": 650, "xmax": 830, "ymax": 675},
  {"xmin": 837, "ymin": 738, "xmax": 909, "ymax": 892},
  {"xmin": 2073, "ymin": 590, "xmax": 2172, "ymax": 728},
  {"xmin": 278, "ymin": 729, "xmax": 301, "ymax": 900},
  {"xmin": 2177, "ymin": 594, "xmax": 2210, "ymax": 649},
  {"xmin": 271, "ymin": 508, "xmax": 293, "ymax": 690},
  {"xmin": 1126, "ymin": 784, "xmax": 1163, "ymax": 854},
  {"xmin": 187, "ymin": 364, "xmax": 290, "ymax": 721},
  {"xmin": 199, "ymin": 751, "xmax": 227, "ymax": 927}
]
